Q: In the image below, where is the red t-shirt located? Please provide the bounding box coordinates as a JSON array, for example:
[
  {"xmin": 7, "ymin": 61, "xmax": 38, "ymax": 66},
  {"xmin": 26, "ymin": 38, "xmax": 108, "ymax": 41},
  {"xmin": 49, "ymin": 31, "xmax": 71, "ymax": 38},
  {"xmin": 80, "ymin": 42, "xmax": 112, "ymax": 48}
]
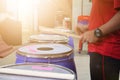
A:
[{"xmin": 88, "ymin": 0, "xmax": 120, "ymax": 59}]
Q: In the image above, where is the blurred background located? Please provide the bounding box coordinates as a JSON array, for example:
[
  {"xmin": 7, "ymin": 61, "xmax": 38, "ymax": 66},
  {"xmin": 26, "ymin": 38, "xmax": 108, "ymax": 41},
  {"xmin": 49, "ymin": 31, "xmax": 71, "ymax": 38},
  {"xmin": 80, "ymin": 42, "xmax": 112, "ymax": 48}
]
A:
[
  {"xmin": 0, "ymin": 0, "xmax": 91, "ymax": 44},
  {"xmin": 0, "ymin": 0, "xmax": 92, "ymax": 80}
]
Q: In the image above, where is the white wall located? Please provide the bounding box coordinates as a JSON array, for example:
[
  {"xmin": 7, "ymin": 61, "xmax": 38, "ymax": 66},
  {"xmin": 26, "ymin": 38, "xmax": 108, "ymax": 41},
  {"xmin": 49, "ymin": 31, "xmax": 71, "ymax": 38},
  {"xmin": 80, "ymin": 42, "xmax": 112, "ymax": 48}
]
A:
[{"xmin": 72, "ymin": 0, "xmax": 92, "ymax": 31}]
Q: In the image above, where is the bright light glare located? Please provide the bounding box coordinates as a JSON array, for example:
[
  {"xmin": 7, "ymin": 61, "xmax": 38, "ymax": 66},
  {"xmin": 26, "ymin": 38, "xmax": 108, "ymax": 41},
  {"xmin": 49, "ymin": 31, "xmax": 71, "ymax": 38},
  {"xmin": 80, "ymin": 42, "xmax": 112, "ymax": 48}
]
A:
[
  {"xmin": 6, "ymin": 0, "xmax": 40, "ymax": 19},
  {"xmin": 6, "ymin": 0, "xmax": 18, "ymax": 17}
]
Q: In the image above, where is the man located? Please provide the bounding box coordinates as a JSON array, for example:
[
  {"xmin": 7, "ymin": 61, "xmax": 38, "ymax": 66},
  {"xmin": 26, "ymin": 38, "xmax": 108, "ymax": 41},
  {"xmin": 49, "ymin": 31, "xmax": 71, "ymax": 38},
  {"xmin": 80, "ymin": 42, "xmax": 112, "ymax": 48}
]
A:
[{"xmin": 75, "ymin": 0, "xmax": 120, "ymax": 80}]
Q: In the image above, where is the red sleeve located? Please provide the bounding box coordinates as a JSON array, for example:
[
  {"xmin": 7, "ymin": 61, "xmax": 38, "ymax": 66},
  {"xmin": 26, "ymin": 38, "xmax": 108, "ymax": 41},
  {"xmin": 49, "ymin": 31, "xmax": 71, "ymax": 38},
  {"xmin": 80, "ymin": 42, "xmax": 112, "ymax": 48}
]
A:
[{"xmin": 114, "ymin": 0, "xmax": 120, "ymax": 10}]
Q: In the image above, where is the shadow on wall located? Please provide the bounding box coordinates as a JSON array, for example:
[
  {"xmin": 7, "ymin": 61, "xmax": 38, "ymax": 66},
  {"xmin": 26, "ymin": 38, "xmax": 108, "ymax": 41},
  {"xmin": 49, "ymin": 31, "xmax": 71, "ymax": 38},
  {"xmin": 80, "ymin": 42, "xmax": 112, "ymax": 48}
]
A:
[
  {"xmin": 38, "ymin": 0, "xmax": 72, "ymax": 28},
  {"xmin": 0, "ymin": 18, "xmax": 22, "ymax": 45}
]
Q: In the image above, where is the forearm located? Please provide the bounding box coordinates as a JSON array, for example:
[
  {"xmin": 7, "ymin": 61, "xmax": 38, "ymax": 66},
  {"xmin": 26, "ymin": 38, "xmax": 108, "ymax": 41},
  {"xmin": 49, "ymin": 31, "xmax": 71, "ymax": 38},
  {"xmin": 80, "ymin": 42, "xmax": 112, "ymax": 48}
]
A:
[{"xmin": 99, "ymin": 10, "xmax": 120, "ymax": 36}]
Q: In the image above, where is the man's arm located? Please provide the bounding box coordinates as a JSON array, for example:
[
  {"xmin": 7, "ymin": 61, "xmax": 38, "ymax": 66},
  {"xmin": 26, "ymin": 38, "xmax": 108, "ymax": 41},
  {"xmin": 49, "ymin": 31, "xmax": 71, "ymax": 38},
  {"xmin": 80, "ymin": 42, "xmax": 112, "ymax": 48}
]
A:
[
  {"xmin": 99, "ymin": 10, "xmax": 120, "ymax": 36},
  {"xmin": 80, "ymin": 10, "xmax": 120, "ymax": 43}
]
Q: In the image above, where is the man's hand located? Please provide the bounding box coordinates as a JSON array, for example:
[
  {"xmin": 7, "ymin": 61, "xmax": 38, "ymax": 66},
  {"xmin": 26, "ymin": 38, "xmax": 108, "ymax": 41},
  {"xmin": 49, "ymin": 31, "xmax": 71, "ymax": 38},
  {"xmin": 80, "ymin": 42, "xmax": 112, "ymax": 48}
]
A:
[{"xmin": 80, "ymin": 30, "xmax": 100, "ymax": 43}]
